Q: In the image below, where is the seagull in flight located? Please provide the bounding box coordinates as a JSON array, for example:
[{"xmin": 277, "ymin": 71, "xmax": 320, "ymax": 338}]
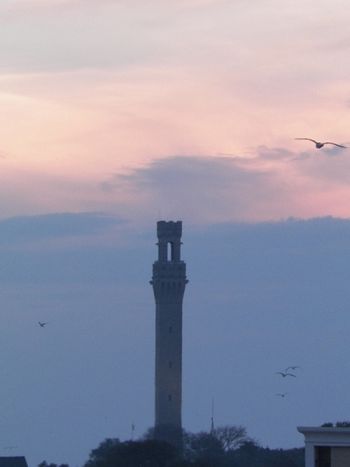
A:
[
  {"xmin": 38, "ymin": 321, "xmax": 47, "ymax": 328},
  {"xmin": 276, "ymin": 371, "xmax": 296, "ymax": 378},
  {"xmin": 285, "ymin": 366, "xmax": 300, "ymax": 372},
  {"xmin": 295, "ymin": 138, "xmax": 346, "ymax": 149}
]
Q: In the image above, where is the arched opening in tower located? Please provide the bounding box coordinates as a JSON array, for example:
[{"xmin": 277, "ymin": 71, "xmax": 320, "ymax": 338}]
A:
[{"xmin": 167, "ymin": 241, "xmax": 175, "ymax": 261}]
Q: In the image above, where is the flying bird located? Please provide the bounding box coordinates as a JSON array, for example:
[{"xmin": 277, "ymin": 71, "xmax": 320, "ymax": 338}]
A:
[
  {"xmin": 38, "ymin": 321, "xmax": 47, "ymax": 328},
  {"xmin": 276, "ymin": 393, "xmax": 288, "ymax": 398},
  {"xmin": 295, "ymin": 138, "xmax": 346, "ymax": 149},
  {"xmin": 276, "ymin": 371, "xmax": 296, "ymax": 378},
  {"xmin": 285, "ymin": 366, "xmax": 300, "ymax": 372}
]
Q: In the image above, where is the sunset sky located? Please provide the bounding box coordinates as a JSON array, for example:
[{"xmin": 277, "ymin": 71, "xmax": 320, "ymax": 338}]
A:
[
  {"xmin": 2, "ymin": 2, "xmax": 350, "ymax": 466},
  {"xmin": 1, "ymin": 0, "xmax": 350, "ymax": 222}
]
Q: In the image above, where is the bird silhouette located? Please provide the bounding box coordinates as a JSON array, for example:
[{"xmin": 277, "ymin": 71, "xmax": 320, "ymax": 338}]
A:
[
  {"xmin": 38, "ymin": 321, "xmax": 47, "ymax": 328},
  {"xmin": 285, "ymin": 366, "xmax": 300, "ymax": 372},
  {"xmin": 276, "ymin": 393, "xmax": 288, "ymax": 398},
  {"xmin": 276, "ymin": 371, "xmax": 296, "ymax": 378},
  {"xmin": 295, "ymin": 138, "xmax": 346, "ymax": 149}
]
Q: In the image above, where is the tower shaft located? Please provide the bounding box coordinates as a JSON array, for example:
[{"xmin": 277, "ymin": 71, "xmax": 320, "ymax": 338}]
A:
[{"xmin": 151, "ymin": 221, "xmax": 187, "ymax": 450}]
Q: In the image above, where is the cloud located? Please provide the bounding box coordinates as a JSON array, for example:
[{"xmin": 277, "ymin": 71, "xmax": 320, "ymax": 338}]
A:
[
  {"xmin": 0, "ymin": 0, "xmax": 228, "ymax": 73},
  {"xmin": 1, "ymin": 0, "xmax": 349, "ymax": 79},
  {"xmin": 2, "ymin": 147, "xmax": 350, "ymax": 226},
  {"xmin": 0, "ymin": 212, "xmax": 122, "ymax": 246},
  {"xmin": 99, "ymin": 146, "xmax": 350, "ymax": 222},
  {"xmin": 98, "ymin": 153, "xmax": 307, "ymax": 222},
  {"xmin": 0, "ymin": 212, "xmax": 133, "ymax": 285},
  {"xmin": 101, "ymin": 155, "xmax": 287, "ymax": 222},
  {"xmin": 293, "ymin": 147, "xmax": 350, "ymax": 185},
  {"xmin": 0, "ymin": 2, "xmax": 163, "ymax": 73}
]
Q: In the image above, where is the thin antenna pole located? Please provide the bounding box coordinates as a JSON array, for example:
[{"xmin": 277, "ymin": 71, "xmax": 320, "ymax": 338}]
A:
[
  {"xmin": 210, "ymin": 397, "xmax": 215, "ymax": 433},
  {"xmin": 131, "ymin": 422, "xmax": 135, "ymax": 440}
]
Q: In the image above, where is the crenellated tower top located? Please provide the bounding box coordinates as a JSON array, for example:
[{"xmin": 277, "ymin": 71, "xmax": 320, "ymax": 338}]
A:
[{"xmin": 156, "ymin": 220, "xmax": 182, "ymax": 262}]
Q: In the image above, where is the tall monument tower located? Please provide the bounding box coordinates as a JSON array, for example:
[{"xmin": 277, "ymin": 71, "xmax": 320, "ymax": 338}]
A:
[{"xmin": 150, "ymin": 220, "xmax": 188, "ymax": 450}]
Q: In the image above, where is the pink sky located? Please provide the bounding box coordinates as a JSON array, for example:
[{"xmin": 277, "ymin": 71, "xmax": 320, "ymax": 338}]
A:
[{"xmin": 1, "ymin": 0, "xmax": 350, "ymax": 222}]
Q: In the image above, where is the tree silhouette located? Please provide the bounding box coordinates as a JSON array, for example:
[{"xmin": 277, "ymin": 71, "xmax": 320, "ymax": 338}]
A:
[
  {"xmin": 212, "ymin": 425, "xmax": 251, "ymax": 451},
  {"xmin": 84, "ymin": 438, "xmax": 179, "ymax": 467},
  {"xmin": 184, "ymin": 431, "xmax": 224, "ymax": 464},
  {"xmin": 82, "ymin": 428, "xmax": 304, "ymax": 467}
]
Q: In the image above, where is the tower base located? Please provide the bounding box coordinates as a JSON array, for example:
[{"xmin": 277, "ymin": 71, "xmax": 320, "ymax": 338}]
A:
[{"xmin": 154, "ymin": 424, "xmax": 183, "ymax": 453}]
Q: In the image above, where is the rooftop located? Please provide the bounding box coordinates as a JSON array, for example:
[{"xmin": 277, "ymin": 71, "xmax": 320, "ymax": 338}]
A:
[{"xmin": 0, "ymin": 457, "xmax": 28, "ymax": 467}]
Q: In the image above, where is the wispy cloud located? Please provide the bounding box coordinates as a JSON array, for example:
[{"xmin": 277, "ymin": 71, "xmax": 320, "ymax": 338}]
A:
[
  {"xmin": 100, "ymin": 154, "xmax": 296, "ymax": 222},
  {"xmin": 100, "ymin": 149, "xmax": 350, "ymax": 222}
]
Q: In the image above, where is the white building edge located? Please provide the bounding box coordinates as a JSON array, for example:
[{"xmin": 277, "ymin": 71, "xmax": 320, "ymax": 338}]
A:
[{"xmin": 298, "ymin": 426, "xmax": 350, "ymax": 467}]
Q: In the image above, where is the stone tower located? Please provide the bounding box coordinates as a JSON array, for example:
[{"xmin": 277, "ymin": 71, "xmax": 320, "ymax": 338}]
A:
[{"xmin": 150, "ymin": 220, "xmax": 188, "ymax": 450}]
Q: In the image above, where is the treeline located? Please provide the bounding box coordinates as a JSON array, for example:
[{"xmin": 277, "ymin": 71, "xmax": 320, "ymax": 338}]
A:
[{"xmin": 39, "ymin": 425, "xmax": 304, "ymax": 467}]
